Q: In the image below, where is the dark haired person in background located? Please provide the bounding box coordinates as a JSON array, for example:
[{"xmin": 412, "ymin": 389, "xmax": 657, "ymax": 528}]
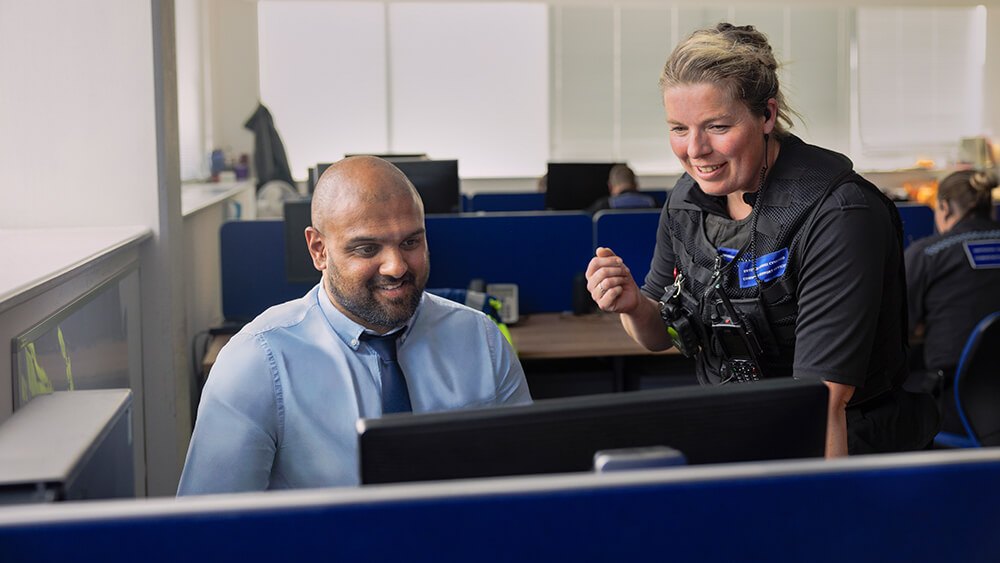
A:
[
  {"xmin": 178, "ymin": 156, "xmax": 530, "ymax": 495},
  {"xmin": 906, "ymin": 169, "xmax": 1000, "ymax": 433},
  {"xmin": 586, "ymin": 22, "xmax": 938, "ymax": 457},
  {"xmin": 586, "ymin": 164, "xmax": 658, "ymax": 214}
]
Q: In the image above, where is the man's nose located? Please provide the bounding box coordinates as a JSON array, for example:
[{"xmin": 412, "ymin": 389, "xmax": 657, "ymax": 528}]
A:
[{"xmin": 379, "ymin": 248, "xmax": 408, "ymax": 278}]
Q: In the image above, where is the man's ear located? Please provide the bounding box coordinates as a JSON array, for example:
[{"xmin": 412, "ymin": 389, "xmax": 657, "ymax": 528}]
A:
[{"xmin": 304, "ymin": 226, "xmax": 328, "ymax": 272}]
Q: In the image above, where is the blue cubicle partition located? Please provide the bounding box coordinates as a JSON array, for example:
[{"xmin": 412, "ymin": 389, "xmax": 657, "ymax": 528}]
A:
[
  {"xmin": 220, "ymin": 220, "xmax": 315, "ymax": 322},
  {"xmin": 2, "ymin": 450, "xmax": 1000, "ymax": 562},
  {"xmin": 642, "ymin": 188, "xmax": 669, "ymax": 208},
  {"xmin": 593, "ymin": 209, "xmax": 661, "ymax": 288},
  {"xmin": 425, "ymin": 213, "xmax": 593, "ymax": 314},
  {"xmin": 896, "ymin": 203, "xmax": 935, "ymax": 248},
  {"xmin": 470, "ymin": 192, "xmax": 547, "ymax": 212},
  {"xmin": 220, "ymin": 214, "xmax": 594, "ymax": 320}
]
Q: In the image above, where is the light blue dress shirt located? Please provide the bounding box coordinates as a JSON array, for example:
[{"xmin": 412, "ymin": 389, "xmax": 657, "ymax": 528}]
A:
[{"xmin": 177, "ymin": 285, "xmax": 531, "ymax": 495}]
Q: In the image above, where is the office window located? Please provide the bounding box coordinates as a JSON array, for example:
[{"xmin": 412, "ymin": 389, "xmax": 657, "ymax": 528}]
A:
[
  {"xmin": 856, "ymin": 7, "xmax": 986, "ymax": 160},
  {"xmin": 388, "ymin": 3, "xmax": 548, "ymax": 178},
  {"xmin": 258, "ymin": 1, "xmax": 388, "ymax": 180},
  {"xmin": 551, "ymin": 6, "xmax": 847, "ymax": 175},
  {"xmin": 257, "ymin": 1, "xmax": 546, "ymax": 180}
]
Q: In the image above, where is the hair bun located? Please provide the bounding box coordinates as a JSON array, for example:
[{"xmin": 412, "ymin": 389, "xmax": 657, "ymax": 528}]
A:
[{"xmin": 970, "ymin": 170, "xmax": 999, "ymax": 193}]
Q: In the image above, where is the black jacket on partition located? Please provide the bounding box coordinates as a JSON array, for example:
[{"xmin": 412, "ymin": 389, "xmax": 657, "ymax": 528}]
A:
[{"xmin": 244, "ymin": 103, "xmax": 295, "ymax": 191}]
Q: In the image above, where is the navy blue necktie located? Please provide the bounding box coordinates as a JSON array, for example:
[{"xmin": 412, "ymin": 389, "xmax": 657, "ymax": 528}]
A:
[{"xmin": 362, "ymin": 332, "xmax": 412, "ymax": 414}]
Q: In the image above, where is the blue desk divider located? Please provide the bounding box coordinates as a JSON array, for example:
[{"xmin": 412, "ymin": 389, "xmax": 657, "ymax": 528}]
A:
[
  {"xmin": 896, "ymin": 203, "xmax": 935, "ymax": 248},
  {"xmin": 220, "ymin": 220, "xmax": 315, "ymax": 322},
  {"xmin": 3, "ymin": 451, "xmax": 1000, "ymax": 562},
  {"xmin": 593, "ymin": 209, "xmax": 661, "ymax": 289},
  {"xmin": 642, "ymin": 189, "xmax": 669, "ymax": 208},
  {"xmin": 426, "ymin": 212, "xmax": 593, "ymax": 314},
  {"xmin": 470, "ymin": 192, "xmax": 547, "ymax": 212},
  {"xmin": 460, "ymin": 193, "xmax": 472, "ymax": 212}
]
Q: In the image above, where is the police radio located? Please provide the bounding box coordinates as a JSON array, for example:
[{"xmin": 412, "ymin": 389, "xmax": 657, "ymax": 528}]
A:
[{"xmin": 710, "ymin": 281, "xmax": 767, "ymax": 384}]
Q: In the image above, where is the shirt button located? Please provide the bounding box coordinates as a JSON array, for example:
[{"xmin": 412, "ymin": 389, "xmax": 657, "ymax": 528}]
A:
[{"xmin": 350, "ymin": 338, "xmax": 359, "ymax": 347}]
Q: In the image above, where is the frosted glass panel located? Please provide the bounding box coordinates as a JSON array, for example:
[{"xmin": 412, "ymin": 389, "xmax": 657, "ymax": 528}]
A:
[
  {"xmin": 258, "ymin": 1, "xmax": 387, "ymax": 179},
  {"xmin": 552, "ymin": 5, "xmax": 614, "ymax": 160},
  {"xmin": 389, "ymin": 3, "xmax": 548, "ymax": 178}
]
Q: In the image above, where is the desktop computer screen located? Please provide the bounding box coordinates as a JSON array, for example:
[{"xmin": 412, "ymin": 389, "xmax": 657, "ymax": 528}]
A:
[
  {"xmin": 358, "ymin": 378, "xmax": 828, "ymax": 485},
  {"xmin": 545, "ymin": 162, "xmax": 622, "ymax": 211},
  {"xmin": 311, "ymin": 158, "xmax": 459, "ymax": 214},
  {"xmin": 283, "ymin": 199, "xmax": 320, "ymax": 284},
  {"xmin": 392, "ymin": 159, "xmax": 461, "ymax": 214}
]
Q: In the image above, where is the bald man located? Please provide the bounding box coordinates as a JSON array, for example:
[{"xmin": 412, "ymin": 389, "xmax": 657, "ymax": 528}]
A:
[{"xmin": 178, "ymin": 157, "xmax": 531, "ymax": 495}]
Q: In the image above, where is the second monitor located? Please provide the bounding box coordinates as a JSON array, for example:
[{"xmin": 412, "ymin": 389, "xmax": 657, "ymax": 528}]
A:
[
  {"xmin": 358, "ymin": 378, "xmax": 828, "ymax": 485},
  {"xmin": 545, "ymin": 162, "xmax": 623, "ymax": 211},
  {"xmin": 313, "ymin": 158, "xmax": 460, "ymax": 214}
]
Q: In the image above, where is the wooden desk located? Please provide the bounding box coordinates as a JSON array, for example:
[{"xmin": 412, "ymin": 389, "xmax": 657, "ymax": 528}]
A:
[
  {"xmin": 201, "ymin": 313, "xmax": 678, "ymax": 384},
  {"xmin": 509, "ymin": 312, "xmax": 676, "ymax": 360}
]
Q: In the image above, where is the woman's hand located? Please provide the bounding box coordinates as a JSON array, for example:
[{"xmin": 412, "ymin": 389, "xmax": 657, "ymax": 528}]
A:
[{"xmin": 585, "ymin": 247, "xmax": 642, "ymax": 315}]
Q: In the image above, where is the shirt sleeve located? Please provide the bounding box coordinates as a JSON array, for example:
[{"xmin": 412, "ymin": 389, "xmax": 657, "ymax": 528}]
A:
[
  {"xmin": 177, "ymin": 332, "xmax": 280, "ymax": 495},
  {"xmin": 792, "ymin": 182, "xmax": 898, "ymax": 387},
  {"xmin": 904, "ymin": 241, "xmax": 929, "ymax": 334},
  {"xmin": 641, "ymin": 200, "xmax": 678, "ymax": 300},
  {"xmin": 483, "ymin": 315, "xmax": 532, "ymax": 406}
]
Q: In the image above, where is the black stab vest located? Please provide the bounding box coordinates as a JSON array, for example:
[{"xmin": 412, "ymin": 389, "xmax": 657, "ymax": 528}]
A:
[{"xmin": 665, "ymin": 139, "xmax": 875, "ymax": 385}]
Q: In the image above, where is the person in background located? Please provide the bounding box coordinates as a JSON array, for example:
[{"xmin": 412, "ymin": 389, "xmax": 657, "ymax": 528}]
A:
[
  {"xmin": 905, "ymin": 169, "xmax": 1000, "ymax": 433},
  {"xmin": 178, "ymin": 156, "xmax": 531, "ymax": 495},
  {"xmin": 585, "ymin": 22, "xmax": 938, "ymax": 457},
  {"xmin": 586, "ymin": 164, "xmax": 658, "ymax": 214}
]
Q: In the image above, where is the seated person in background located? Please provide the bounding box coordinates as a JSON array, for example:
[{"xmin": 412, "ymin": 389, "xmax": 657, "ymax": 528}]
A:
[
  {"xmin": 905, "ymin": 169, "xmax": 1000, "ymax": 433},
  {"xmin": 178, "ymin": 156, "xmax": 532, "ymax": 495},
  {"xmin": 586, "ymin": 164, "xmax": 658, "ymax": 214}
]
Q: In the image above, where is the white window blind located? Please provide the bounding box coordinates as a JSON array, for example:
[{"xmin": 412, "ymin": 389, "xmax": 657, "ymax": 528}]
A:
[
  {"xmin": 257, "ymin": 1, "xmax": 547, "ymax": 179},
  {"xmin": 856, "ymin": 7, "xmax": 986, "ymax": 155},
  {"xmin": 388, "ymin": 3, "xmax": 548, "ymax": 178},
  {"xmin": 258, "ymin": 1, "xmax": 388, "ymax": 180}
]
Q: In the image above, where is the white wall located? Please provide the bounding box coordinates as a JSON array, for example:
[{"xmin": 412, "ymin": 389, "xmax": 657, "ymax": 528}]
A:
[
  {"xmin": 0, "ymin": 1, "xmax": 159, "ymax": 228},
  {"xmin": 207, "ymin": 0, "xmax": 260, "ymax": 171}
]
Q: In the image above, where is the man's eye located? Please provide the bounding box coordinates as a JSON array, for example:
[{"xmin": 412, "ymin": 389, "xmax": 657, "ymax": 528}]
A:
[
  {"xmin": 401, "ymin": 238, "xmax": 421, "ymax": 250},
  {"xmin": 354, "ymin": 245, "xmax": 379, "ymax": 257},
  {"xmin": 709, "ymin": 125, "xmax": 730, "ymax": 132}
]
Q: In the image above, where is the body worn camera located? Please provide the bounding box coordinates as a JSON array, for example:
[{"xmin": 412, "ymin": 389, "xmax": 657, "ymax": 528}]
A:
[{"xmin": 658, "ymin": 273, "xmax": 701, "ymax": 357}]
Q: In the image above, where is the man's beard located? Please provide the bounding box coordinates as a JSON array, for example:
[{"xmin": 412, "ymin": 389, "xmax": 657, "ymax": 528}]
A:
[{"xmin": 327, "ymin": 271, "xmax": 424, "ymax": 330}]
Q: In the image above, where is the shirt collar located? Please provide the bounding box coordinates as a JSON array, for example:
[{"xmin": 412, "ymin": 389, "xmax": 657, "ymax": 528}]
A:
[{"xmin": 315, "ymin": 283, "xmax": 423, "ymax": 350}]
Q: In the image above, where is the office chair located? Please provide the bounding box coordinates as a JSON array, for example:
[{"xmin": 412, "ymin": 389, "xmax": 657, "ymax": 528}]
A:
[{"xmin": 933, "ymin": 311, "xmax": 1000, "ymax": 448}]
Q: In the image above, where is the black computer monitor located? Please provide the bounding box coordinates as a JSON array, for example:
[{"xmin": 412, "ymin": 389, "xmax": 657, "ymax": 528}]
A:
[
  {"xmin": 309, "ymin": 163, "xmax": 333, "ymax": 195},
  {"xmin": 545, "ymin": 162, "xmax": 623, "ymax": 210},
  {"xmin": 344, "ymin": 153, "xmax": 428, "ymax": 162},
  {"xmin": 358, "ymin": 378, "xmax": 828, "ymax": 485},
  {"xmin": 283, "ymin": 199, "xmax": 320, "ymax": 284},
  {"xmin": 392, "ymin": 159, "xmax": 461, "ymax": 214}
]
